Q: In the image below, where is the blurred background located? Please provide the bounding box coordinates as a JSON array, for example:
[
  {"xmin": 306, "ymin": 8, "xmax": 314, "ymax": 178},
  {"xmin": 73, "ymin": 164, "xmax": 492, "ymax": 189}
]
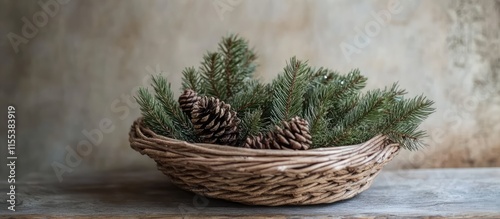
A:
[{"xmin": 1, "ymin": 0, "xmax": 499, "ymax": 181}]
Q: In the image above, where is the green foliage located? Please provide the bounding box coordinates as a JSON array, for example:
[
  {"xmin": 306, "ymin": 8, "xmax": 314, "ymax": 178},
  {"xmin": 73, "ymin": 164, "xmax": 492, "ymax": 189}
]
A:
[
  {"xmin": 136, "ymin": 34, "xmax": 435, "ymax": 150},
  {"xmin": 302, "ymin": 68, "xmax": 368, "ymax": 147},
  {"xmin": 302, "ymin": 80, "xmax": 337, "ymax": 147},
  {"xmin": 136, "ymin": 75, "xmax": 196, "ymax": 142},
  {"xmin": 323, "ymin": 84, "xmax": 397, "ymax": 145},
  {"xmin": 229, "ymin": 79, "xmax": 271, "ymax": 116},
  {"xmin": 181, "ymin": 67, "xmax": 201, "ymax": 92},
  {"xmin": 135, "ymin": 88, "xmax": 173, "ymax": 137},
  {"xmin": 195, "ymin": 34, "xmax": 257, "ymax": 102},
  {"xmin": 218, "ymin": 34, "xmax": 257, "ymax": 98},
  {"xmin": 199, "ymin": 52, "xmax": 225, "ymax": 98},
  {"xmin": 379, "ymin": 95, "xmax": 435, "ymax": 150},
  {"xmin": 238, "ymin": 109, "xmax": 264, "ymax": 144},
  {"xmin": 270, "ymin": 57, "xmax": 311, "ymax": 125},
  {"xmin": 326, "ymin": 69, "xmax": 368, "ymax": 124}
]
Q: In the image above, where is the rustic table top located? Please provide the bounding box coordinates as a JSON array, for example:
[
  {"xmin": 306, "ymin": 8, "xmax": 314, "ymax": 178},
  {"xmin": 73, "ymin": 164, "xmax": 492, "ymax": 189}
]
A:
[{"xmin": 1, "ymin": 168, "xmax": 499, "ymax": 218}]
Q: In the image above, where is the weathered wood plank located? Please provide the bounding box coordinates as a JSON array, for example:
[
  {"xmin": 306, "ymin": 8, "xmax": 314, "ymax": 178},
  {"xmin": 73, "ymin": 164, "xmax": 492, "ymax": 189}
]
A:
[{"xmin": 1, "ymin": 168, "xmax": 499, "ymax": 218}]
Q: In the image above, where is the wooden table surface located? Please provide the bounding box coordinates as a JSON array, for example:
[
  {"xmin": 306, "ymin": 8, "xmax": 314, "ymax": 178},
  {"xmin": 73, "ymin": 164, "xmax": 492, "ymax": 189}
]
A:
[{"xmin": 1, "ymin": 168, "xmax": 499, "ymax": 218}]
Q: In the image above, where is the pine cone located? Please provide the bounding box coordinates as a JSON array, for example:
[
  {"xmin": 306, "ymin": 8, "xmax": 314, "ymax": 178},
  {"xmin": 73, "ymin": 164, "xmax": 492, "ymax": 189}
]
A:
[
  {"xmin": 178, "ymin": 89, "xmax": 200, "ymax": 118},
  {"xmin": 273, "ymin": 117, "xmax": 312, "ymax": 150},
  {"xmin": 191, "ymin": 96, "xmax": 240, "ymax": 145},
  {"xmin": 243, "ymin": 133, "xmax": 273, "ymax": 149},
  {"xmin": 244, "ymin": 116, "xmax": 312, "ymax": 150}
]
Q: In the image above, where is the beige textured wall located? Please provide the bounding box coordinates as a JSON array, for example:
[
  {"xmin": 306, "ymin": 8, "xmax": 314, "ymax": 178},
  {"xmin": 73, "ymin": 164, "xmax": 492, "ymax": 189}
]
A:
[{"xmin": 1, "ymin": 0, "xmax": 499, "ymax": 180}]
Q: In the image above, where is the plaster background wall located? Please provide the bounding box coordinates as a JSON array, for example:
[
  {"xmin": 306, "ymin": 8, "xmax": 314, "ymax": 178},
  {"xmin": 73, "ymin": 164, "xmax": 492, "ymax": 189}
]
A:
[{"xmin": 1, "ymin": 0, "xmax": 499, "ymax": 180}]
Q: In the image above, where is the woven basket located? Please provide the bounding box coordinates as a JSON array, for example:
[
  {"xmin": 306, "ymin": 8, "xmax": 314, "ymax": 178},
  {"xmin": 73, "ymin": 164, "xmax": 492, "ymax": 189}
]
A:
[{"xmin": 129, "ymin": 118, "xmax": 400, "ymax": 206}]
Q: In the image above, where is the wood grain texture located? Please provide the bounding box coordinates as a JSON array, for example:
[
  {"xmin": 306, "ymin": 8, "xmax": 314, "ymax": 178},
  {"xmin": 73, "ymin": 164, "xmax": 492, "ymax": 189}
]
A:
[{"xmin": 1, "ymin": 168, "xmax": 499, "ymax": 218}]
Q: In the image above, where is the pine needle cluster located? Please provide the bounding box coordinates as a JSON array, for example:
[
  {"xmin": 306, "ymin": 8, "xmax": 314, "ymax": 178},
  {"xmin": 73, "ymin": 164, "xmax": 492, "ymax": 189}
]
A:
[{"xmin": 136, "ymin": 34, "xmax": 435, "ymax": 150}]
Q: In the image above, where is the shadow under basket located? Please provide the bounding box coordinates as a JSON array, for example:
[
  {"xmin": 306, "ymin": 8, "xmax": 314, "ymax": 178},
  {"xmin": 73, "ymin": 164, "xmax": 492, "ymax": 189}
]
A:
[{"xmin": 129, "ymin": 118, "xmax": 400, "ymax": 206}]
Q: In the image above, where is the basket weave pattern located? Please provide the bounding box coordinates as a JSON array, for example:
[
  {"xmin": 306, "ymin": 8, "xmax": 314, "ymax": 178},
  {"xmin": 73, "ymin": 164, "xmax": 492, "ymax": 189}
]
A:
[{"xmin": 129, "ymin": 118, "xmax": 400, "ymax": 206}]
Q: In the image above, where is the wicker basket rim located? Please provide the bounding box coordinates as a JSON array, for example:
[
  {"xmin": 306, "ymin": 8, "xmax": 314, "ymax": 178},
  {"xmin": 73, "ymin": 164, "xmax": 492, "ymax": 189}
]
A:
[{"xmin": 131, "ymin": 118, "xmax": 399, "ymax": 157}]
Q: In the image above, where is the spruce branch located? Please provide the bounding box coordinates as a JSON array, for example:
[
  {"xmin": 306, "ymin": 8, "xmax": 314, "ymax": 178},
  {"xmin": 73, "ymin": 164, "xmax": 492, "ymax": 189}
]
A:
[
  {"xmin": 238, "ymin": 109, "xmax": 264, "ymax": 145},
  {"xmin": 200, "ymin": 52, "xmax": 225, "ymax": 99},
  {"xmin": 270, "ymin": 57, "xmax": 311, "ymax": 126},
  {"xmin": 380, "ymin": 95, "xmax": 435, "ymax": 150},
  {"xmin": 330, "ymin": 94, "xmax": 360, "ymax": 126},
  {"xmin": 181, "ymin": 67, "xmax": 202, "ymax": 93},
  {"xmin": 150, "ymin": 75, "xmax": 196, "ymax": 142},
  {"xmin": 217, "ymin": 34, "xmax": 257, "ymax": 100},
  {"xmin": 303, "ymin": 83, "xmax": 337, "ymax": 147},
  {"xmin": 327, "ymin": 69, "xmax": 368, "ymax": 123},
  {"xmin": 135, "ymin": 88, "xmax": 175, "ymax": 138},
  {"xmin": 197, "ymin": 35, "xmax": 257, "ymax": 101},
  {"xmin": 329, "ymin": 89, "xmax": 386, "ymax": 145},
  {"xmin": 328, "ymin": 83, "xmax": 405, "ymax": 146},
  {"xmin": 306, "ymin": 67, "xmax": 339, "ymax": 86},
  {"xmin": 302, "ymin": 68, "xmax": 368, "ymax": 147},
  {"xmin": 229, "ymin": 79, "xmax": 270, "ymax": 115},
  {"xmin": 336, "ymin": 69, "xmax": 368, "ymax": 93},
  {"xmin": 302, "ymin": 68, "xmax": 336, "ymax": 116},
  {"xmin": 260, "ymin": 83, "xmax": 274, "ymax": 118}
]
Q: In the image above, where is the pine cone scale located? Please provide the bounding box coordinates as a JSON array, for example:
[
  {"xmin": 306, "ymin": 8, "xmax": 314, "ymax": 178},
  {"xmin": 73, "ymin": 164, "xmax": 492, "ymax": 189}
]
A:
[
  {"xmin": 209, "ymin": 123, "xmax": 221, "ymax": 132},
  {"xmin": 284, "ymin": 129, "xmax": 295, "ymax": 139},
  {"xmin": 295, "ymin": 134, "xmax": 307, "ymax": 142},
  {"xmin": 178, "ymin": 89, "xmax": 201, "ymax": 118},
  {"xmin": 289, "ymin": 139, "xmax": 302, "ymax": 150}
]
